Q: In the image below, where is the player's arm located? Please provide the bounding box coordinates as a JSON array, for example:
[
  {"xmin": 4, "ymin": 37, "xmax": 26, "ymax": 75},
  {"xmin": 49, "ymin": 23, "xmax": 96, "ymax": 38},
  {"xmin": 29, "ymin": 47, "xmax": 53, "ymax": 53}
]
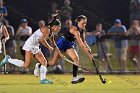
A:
[
  {"xmin": 70, "ymin": 26, "xmax": 93, "ymax": 60},
  {"xmin": 49, "ymin": 35, "xmax": 65, "ymax": 59},
  {"xmin": 82, "ymin": 31, "xmax": 91, "ymax": 53},
  {"xmin": 2, "ymin": 25, "xmax": 9, "ymax": 42},
  {"xmin": 40, "ymin": 27, "xmax": 53, "ymax": 52}
]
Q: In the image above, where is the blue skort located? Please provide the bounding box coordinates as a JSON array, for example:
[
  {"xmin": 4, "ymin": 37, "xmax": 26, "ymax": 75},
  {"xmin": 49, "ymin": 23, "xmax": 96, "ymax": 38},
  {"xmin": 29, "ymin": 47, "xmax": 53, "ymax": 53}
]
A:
[{"xmin": 57, "ymin": 36, "xmax": 75, "ymax": 52}]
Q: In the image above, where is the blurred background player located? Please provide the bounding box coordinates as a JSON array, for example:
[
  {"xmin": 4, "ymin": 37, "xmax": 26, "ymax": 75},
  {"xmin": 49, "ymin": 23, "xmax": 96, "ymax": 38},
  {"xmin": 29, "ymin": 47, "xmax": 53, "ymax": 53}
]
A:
[
  {"xmin": 0, "ymin": 13, "xmax": 9, "ymax": 73},
  {"xmin": 126, "ymin": 20, "xmax": 140, "ymax": 71},
  {"xmin": 0, "ymin": 13, "xmax": 9, "ymax": 53},
  {"xmin": 130, "ymin": 0, "xmax": 140, "ymax": 23},
  {"xmin": 48, "ymin": 2, "xmax": 59, "ymax": 22},
  {"xmin": 1, "ymin": 19, "xmax": 16, "ymax": 72},
  {"xmin": 60, "ymin": 0, "xmax": 73, "ymax": 26},
  {"xmin": 58, "ymin": 19, "xmax": 72, "ymax": 37},
  {"xmin": 107, "ymin": 19, "xmax": 128, "ymax": 72}
]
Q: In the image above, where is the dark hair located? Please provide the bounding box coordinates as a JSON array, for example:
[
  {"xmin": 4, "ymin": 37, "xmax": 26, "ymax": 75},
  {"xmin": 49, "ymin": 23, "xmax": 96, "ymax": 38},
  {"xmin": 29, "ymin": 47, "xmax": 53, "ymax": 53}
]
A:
[
  {"xmin": 48, "ymin": 19, "xmax": 61, "ymax": 26},
  {"xmin": 48, "ymin": 10, "xmax": 61, "ymax": 26},
  {"xmin": 75, "ymin": 15, "xmax": 87, "ymax": 23}
]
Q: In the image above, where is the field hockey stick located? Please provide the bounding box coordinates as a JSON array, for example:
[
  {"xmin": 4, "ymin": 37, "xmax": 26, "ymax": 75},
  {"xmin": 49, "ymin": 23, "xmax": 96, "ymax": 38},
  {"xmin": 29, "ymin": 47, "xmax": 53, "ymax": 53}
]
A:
[
  {"xmin": 88, "ymin": 51, "xmax": 107, "ymax": 84},
  {"xmin": 2, "ymin": 40, "xmax": 8, "ymax": 74},
  {"xmin": 62, "ymin": 55, "xmax": 106, "ymax": 84},
  {"xmin": 99, "ymin": 42, "xmax": 112, "ymax": 73},
  {"xmin": 91, "ymin": 57, "xmax": 106, "ymax": 84}
]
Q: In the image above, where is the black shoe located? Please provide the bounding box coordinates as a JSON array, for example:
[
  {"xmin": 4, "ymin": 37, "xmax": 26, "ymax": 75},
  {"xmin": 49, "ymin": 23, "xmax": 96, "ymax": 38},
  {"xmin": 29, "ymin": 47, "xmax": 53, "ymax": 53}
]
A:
[{"xmin": 71, "ymin": 76, "xmax": 85, "ymax": 84}]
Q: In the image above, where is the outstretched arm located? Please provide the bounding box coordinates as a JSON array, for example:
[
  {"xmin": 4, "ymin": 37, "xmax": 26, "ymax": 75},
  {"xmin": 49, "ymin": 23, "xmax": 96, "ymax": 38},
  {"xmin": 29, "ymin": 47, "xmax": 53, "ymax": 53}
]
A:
[
  {"xmin": 82, "ymin": 31, "xmax": 91, "ymax": 53},
  {"xmin": 70, "ymin": 26, "xmax": 93, "ymax": 60}
]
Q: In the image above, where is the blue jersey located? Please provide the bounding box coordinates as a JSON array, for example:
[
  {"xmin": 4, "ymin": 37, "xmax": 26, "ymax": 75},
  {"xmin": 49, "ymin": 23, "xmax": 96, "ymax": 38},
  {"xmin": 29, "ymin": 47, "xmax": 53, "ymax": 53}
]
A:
[{"xmin": 57, "ymin": 25, "xmax": 85, "ymax": 51}]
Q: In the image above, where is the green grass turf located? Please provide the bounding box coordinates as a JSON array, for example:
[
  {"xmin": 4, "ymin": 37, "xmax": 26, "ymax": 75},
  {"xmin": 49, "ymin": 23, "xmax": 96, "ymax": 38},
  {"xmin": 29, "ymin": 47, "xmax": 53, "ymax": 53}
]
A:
[{"xmin": 0, "ymin": 74, "xmax": 140, "ymax": 93}]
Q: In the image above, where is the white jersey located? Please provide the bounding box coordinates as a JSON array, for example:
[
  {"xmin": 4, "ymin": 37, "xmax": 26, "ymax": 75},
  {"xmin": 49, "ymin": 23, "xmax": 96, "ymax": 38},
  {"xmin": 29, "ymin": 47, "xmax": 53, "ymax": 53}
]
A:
[{"xmin": 22, "ymin": 29, "xmax": 43, "ymax": 54}]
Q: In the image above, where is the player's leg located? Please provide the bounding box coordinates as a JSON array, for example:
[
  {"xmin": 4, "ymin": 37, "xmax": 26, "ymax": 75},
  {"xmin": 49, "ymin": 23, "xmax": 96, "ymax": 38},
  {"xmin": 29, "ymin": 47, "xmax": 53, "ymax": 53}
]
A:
[
  {"xmin": 34, "ymin": 44, "xmax": 50, "ymax": 77},
  {"xmin": 34, "ymin": 36, "xmax": 63, "ymax": 74},
  {"xmin": 35, "ymin": 51, "xmax": 53, "ymax": 84},
  {"xmin": 34, "ymin": 50, "xmax": 60, "ymax": 76},
  {"xmin": 22, "ymin": 51, "xmax": 33, "ymax": 68},
  {"xmin": 66, "ymin": 48, "xmax": 85, "ymax": 84},
  {"xmin": 0, "ymin": 51, "xmax": 32, "ymax": 68},
  {"xmin": 48, "ymin": 51, "xmax": 60, "ymax": 66}
]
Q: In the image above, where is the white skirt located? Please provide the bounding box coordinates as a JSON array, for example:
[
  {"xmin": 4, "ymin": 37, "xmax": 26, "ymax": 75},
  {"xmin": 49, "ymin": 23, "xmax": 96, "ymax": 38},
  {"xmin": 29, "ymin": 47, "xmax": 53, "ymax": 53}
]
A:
[{"xmin": 22, "ymin": 40, "xmax": 41, "ymax": 54}]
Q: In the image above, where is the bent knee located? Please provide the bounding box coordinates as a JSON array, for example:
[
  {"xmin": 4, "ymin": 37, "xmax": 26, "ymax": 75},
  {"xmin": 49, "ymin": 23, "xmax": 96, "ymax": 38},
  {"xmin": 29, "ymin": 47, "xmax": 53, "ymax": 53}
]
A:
[{"xmin": 71, "ymin": 57, "xmax": 79, "ymax": 64}]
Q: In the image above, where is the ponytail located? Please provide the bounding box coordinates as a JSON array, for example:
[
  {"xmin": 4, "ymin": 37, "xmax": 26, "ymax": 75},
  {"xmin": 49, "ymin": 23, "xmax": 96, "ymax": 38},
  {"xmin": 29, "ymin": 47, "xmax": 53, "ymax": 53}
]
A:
[{"xmin": 48, "ymin": 10, "xmax": 61, "ymax": 26}]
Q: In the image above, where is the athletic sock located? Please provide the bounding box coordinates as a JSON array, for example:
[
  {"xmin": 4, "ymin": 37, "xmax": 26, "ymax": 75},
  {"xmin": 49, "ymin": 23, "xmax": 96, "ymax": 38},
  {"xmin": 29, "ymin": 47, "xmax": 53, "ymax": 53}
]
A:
[
  {"xmin": 73, "ymin": 64, "xmax": 78, "ymax": 77},
  {"xmin": 35, "ymin": 63, "xmax": 41, "ymax": 70},
  {"xmin": 40, "ymin": 65, "xmax": 47, "ymax": 80},
  {"xmin": 8, "ymin": 59, "xmax": 24, "ymax": 67}
]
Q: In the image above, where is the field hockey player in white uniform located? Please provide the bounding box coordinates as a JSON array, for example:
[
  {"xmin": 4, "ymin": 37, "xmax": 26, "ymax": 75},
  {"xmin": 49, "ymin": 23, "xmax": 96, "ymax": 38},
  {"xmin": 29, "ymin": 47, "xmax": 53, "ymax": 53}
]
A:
[{"xmin": 0, "ymin": 17, "xmax": 62, "ymax": 84}]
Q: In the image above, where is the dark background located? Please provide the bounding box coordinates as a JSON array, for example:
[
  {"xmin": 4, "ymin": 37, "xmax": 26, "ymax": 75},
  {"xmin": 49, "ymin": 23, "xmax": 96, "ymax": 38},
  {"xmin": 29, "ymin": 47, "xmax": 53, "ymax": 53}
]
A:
[{"xmin": 4, "ymin": 0, "xmax": 130, "ymax": 32}]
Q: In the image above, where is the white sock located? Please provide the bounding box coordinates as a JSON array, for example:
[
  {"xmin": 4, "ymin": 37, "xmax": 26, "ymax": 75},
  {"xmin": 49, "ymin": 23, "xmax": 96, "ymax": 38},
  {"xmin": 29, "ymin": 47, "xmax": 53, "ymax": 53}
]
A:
[
  {"xmin": 40, "ymin": 65, "xmax": 47, "ymax": 80},
  {"xmin": 8, "ymin": 59, "xmax": 24, "ymax": 67},
  {"xmin": 35, "ymin": 63, "xmax": 40, "ymax": 70}
]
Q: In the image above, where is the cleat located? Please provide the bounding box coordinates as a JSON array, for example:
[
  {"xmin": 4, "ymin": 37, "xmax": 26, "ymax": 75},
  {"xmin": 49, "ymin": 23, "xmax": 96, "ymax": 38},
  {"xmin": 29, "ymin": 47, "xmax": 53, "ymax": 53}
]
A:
[
  {"xmin": 0, "ymin": 55, "xmax": 11, "ymax": 67},
  {"xmin": 40, "ymin": 79, "xmax": 53, "ymax": 84},
  {"xmin": 78, "ymin": 77, "xmax": 85, "ymax": 83},
  {"xmin": 71, "ymin": 75, "xmax": 85, "ymax": 84}
]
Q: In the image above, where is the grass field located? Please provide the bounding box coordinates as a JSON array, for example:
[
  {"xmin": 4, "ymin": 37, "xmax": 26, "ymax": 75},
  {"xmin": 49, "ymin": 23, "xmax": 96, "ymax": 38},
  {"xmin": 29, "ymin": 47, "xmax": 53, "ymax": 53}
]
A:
[{"xmin": 0, "ymin": 74, "xmax": 140, "ymax": 93}]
